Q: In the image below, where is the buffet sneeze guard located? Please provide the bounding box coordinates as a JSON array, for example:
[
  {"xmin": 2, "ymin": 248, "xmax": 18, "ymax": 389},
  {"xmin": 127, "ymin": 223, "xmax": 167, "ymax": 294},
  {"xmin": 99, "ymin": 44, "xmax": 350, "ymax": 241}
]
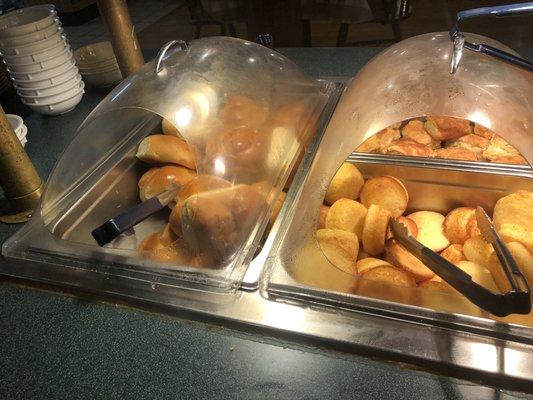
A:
[{"xmin": 2, "ymin": 34, "xmax": 533, "ymax": 390}]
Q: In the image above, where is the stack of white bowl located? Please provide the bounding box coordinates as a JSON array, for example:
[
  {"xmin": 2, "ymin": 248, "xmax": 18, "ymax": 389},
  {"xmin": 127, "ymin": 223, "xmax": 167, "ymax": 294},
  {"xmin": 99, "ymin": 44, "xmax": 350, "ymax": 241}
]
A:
[
  {"xmin": 0, "ymin": 5, "xmax": 84, "ymax": 115},
  {"xmin": 7, "ymin": 114, "xmax": 28, "ymax": 147},
  {"xmin": 74, "ymin": 41, "xmax": 122, "ymax": 88}
]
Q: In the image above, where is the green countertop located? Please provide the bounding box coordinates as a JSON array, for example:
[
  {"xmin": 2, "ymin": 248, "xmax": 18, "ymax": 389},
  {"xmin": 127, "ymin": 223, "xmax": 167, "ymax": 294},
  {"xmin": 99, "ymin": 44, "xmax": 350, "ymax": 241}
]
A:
[{"xmin": 0, "ymin": 47, "xmax": 530, "ymax": 400}]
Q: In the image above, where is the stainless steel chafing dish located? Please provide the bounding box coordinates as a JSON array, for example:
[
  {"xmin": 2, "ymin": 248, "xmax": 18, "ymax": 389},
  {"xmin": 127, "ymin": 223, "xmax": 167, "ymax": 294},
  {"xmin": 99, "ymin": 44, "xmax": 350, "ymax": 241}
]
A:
[{"xmin": 2, "ymin": 32, "xmax": 533, "ymax": 390}]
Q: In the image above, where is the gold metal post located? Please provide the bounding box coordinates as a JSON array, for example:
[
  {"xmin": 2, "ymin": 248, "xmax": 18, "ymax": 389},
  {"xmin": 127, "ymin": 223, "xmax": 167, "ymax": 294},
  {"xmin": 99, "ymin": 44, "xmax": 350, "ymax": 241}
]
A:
[
  {"xmin": 0, "ymin": 106, "xmax": 42, "ymax": 213},
  {"xmin": 97, "ymin": 0, "xmax": 145, "ymax": 78}
]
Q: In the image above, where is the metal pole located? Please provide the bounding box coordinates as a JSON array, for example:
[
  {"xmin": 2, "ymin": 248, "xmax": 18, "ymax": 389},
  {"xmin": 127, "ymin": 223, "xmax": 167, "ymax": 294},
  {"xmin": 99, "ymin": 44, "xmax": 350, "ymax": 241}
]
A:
[
  {"xmin": 97, "ymin": 0, "xmax": 145, "ymax": 78},
  {"xmin": 0, "ymin": 106, "xmax": 42, "ymax": 212}
]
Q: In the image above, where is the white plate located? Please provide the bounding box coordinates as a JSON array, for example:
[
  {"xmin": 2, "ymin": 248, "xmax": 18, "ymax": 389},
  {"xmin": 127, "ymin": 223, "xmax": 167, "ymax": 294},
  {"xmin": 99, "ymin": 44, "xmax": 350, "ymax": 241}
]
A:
[
  {"xmin": 15, "ymin": 73, "xmax": 81, "ymax": 97},
  {"xmin": 0, "ymin": 5, "xmax": 56, "ymax": 38},
  {"xmin": 12, "ymin": 63, "xmax": 79, "ymax": 89},
  {"xmin": 0, "ymin": 20, "xmax": 60, "ymax": 47},
  {"xmin": 9, "ymin": 58, "xmax": 74, "ymax": 81},
  {"xmin": 20, "ymin": 80, "xmax": 84, "ymax": 104},
  {"xmin": 22, "ymin": 90, "xmax": 83, "ymax": 116},
  {"xmin": 2, "ymin": 41, "xmax": 68, "ymax": 65},
  {"xmin": 1, "ymin": 29, "xmax": 65, "ymax": 56}
]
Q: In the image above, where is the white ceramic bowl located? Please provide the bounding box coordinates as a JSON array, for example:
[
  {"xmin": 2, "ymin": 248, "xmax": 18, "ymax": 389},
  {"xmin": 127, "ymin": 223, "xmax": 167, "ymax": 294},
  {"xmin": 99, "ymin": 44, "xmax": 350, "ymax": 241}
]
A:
[
  {"xmin": 22, "ymin": 90, "xmax": 83, "ymax": 115},
  {"xmin": 9, "ymin": 58, "xmax": 74, "ymax": 81},
  {"xmin": 0, "ymin": 5, "xmax": 56, "ymax": 38},
  {"xmin": 15, "ymin": 73, "xmax": 81, "ymax": 97},
  {"xmin": 81, "ymin": 67, "xmax": 122, "ymax": 87},
  {"xmin": 21, "ymin": 80, "xmax": 83, "ymax": 104},
  {"xmin": 6, "ymin": 113, "xmax": 23, "ymax": 134},
  {"xmin": 0, "ymin": 20, "xmax": 60, "ymax": 48},
  {"xmin": 12, "ymin": 63, "xmax": 79, "ymax": 89},
  {"xmin": 2, "ymin": 41, "xmax": 67, "ymax": 65},
  {"xmin": 7, "ymin": 47, "xmax": 72, "ymax": 73},
  {"xmin": 19, "ymin": 79, "xmax": 83, "ymax": 103},
  {"xmin": 77, "ymin": 57, "xmax": 118, "ymax": 72},
  {"xmin": 1, "ymin": 29, "xmax": 65, "ymax": 56},
  {"xmin": 74, "ymin": 41, "xmax": 115, "ymax": 64}
]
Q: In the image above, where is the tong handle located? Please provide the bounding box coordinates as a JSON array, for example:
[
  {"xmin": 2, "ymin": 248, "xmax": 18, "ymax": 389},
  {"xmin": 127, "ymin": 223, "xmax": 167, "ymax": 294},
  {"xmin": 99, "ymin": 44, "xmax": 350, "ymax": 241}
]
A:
[{"xmin": 464, "ymin": 42, "xmax": 533, "ymax": 71}]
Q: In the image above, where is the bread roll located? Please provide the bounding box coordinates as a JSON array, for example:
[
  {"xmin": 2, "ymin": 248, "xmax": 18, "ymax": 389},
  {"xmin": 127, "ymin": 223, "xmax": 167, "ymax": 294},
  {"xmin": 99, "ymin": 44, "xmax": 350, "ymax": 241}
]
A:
[
  {"xmin": 482, "ymin": 136, "xmax": 521, "ymax": 162},
  {"xmin": 355, "ymin": 257, "xmax": 393, "ymax": 275},
  {"xmin": 386, "ymin": 216, "xmax": 418, "ymax": 240},
  {"xmin": 356, "ymin": 265, "xmax": 416, "ymax": 304},
  {"xmin": 175, "ymin": 175, "xmax": 232, "ymax": 205},
  {"xmin": 463, "ymin": 235, "xmax": 492, "ymax": 268},
  {"xmin": 407, "ymin": 211, "xmax": 449, "ymax": 252},
  {"xmin": 136, "ymin": 135, "xmax": 196, "ymax": 169},
  {"xmin": 317, "ymin": 228, "xmax": 359, "ymax": 275},
  {"xmin": 356, "ymin": 127, "xmax": 400, "ymax": 153},
  {"xmin": 385, "ymin": 239, "xmax": 435, "ymax": 282},
  {"xmin": 181, "ymin": 184, "xmax": 266, "ymax": 262},
  {"xmin": 268, "ymin": 191, "xmax": 286, "ymax": 230},
  {"xmin": 138, "ymin": 232, "xmax": 190, "ymax": 264},
  {"xmin": 443, "ymin": 207, "xmax": 480, "ymax": 244},
  {"xmin": 324, "ymin": 163, "xmax": 364, "ymax": 205},
  {"xmin": 317, "ymin": 205, "xmax": 330, "ymax": 229},
  {"xmin": 497, "ymin": 223, "xmax": 533, "ymax": 253},
  {"xmin": 433, "ymin": 148, "xmax": 478, "ymax": 161},
  {"xmin": 360, "ymin": 176, "xmax": 408, "ymax": 217},
  {"xmin": 362, "ymin": 204, "xmax": 391, "ymax": 255},
  {"xmin": 357, "ymin": 250, "xmax": 370, "ymax": 260},
  {"xmin": 138, "ymin": 165, "xmax": 196, "ymax": 202},
  {"xmin": 401, "ymin": 119, "xmax": 440, "ymax": 149},
  {"xmin": 456, "ymin": 261, "xmax": 499, "ymax": 292},
  {"xmin": 162, "ymin": 118, "xmax": 184, "ymax": 139},
  {"xmin": 218, "ymin": 95, "xmax": 268, "ymax": 130},
  {"xmin": 205, "ymin": 126, "xmax": 268, "ymax": 182},
  {"xmin": 487, "ymin": 242, "xmax": 532, "ymax": 293},
  {"xmin": 440, "ymin": 244, "xmax": 465, "ymax": 264},
  {"xmin": 424, "ymin": 116, "xmax": 472, "ymax": 141},
  {"xmin": 326, "ymin": 199, "xmax": 367, "ymax": 238},
  {"xmin": 473, "ymin": 124, "xmax": 495, "ymax": 140},
  {"xmin": 445, "ymin": 134, "xmax": 489, "ymax": 156},
  {"xmin": 418, "ymin": 279, "xmax": 453, "ymax": 293},
  {"xmin": 493, "ymin": 190, "xmax": 533, "ymax": 233},
  {"xmin": 387, "ymin": 139, "xmax": 434, "ymax": 157}
]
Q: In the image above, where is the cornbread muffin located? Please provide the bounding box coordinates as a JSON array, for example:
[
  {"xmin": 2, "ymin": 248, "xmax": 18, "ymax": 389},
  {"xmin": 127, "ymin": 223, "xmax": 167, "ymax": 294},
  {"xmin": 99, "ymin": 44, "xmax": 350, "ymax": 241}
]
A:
[
  {"xmin": 360, "ymin": 175, "xmax": 408, "ymax": 217},
  {"xmin": 362, "ymin": 204, "xmax": 391, "ymax": 255},
  {"xmin": 316, "ymin": 205, "xmax": 330, "ymax": 229},
  {"xmin": 487, "ymin": 242, "xmax": 532, "ymax": 292},
  {"xmin": 407, "ymin": 211, "xmax": 450, "ymax": 252},
  {"xmin": 440, "ymin": 244, "xmax": 466, "ymax": 264},
  {"xmin": 326, "ymin": 198, "xmax": 367, "ymax": 238},
  {"xmin": 456, "ymin": 260, "xmax": 499, "ymax": 292},
  {"xmin": 463, "ymin": 235, "xmax": 492, "ymax": 268},
  {"xmin": 324, "ymin": 163, "xmax": 365, "ymax": 205},
  {"xmin": 386, "ymin": 216, "xmax": 418, "ymax": 240},
  {"xmin": 317, "ymin": 228, "xmax": 359, "ymax": 275},
  {"xmin": 385, "ymin": 239, "xmax": 435, "ymax": 282},
  {"xmin": 355, "ymin": 257, "xmax": 394, "ymax": 275},
  {"xmin": 443, "ymin": 207, "xmax": 480, "ymax": 244}
]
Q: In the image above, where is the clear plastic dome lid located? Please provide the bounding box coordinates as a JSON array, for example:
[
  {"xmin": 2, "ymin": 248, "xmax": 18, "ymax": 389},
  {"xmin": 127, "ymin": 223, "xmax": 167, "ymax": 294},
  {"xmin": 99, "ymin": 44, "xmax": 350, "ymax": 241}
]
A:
[{"xmin": 40, "ymin": 36, "xmax": 330, "ymax": 291}]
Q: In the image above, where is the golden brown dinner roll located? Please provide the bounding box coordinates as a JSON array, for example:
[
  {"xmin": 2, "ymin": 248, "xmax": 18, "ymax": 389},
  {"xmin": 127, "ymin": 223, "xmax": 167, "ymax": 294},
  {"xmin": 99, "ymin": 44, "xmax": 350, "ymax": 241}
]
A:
[
  {"xmin": 205, "ymin": 125, "xmax": 268, "ymax": 182},
  {"xmin": 317, "ymin": 205, "xmax": 330, "ymax": 230},
  {"xmin": 317, "ymin": 228, "xmax": 359, "ymax": 275},
  {"xmin": 138, "ymin": 232, "xmax": 191, "ymax": 264},
  {"xmin": 385, "ymin": 239, "xmax": 435, "ymax": 282},
  {"xmin": 424, "ymin": 116, "xmax": 472, "ymax": 141},
  {"xmin": 138, "ymin": 165, "xmax": 196, "ymax": 202},
  {"xmin": 359, "ymin": 265, "xmax": 416, "ymax": 287},
  {"xmin": 443, "ymin": 207, "xmax": 480, "ymax": 244},
  {"xmin": 482, "ymin": 136, "xmax": 522, "ymax": 163},
  {"xmin": 401, "ymin": 119, "xmax": 440, "ymax": 149},
  {"xmin": 386, "ymin": 139, "xmax": 434, "ymax": 157},
  {"xmin": 181, "ymin": 184, "xmax": 266, "ymax": 262},
  {"xmin": 159, "ymin": 223, "xmax": 178, "ymax": 245},
  {"xmin": 487, "ymin": 242, "xmax": 533, "ymax": 292},
  {"xmin": 418, "ymin": 279, "xmax": 453, "ymax": 293},
  {"xmin": 446, "ymin": 134, "xmax": 489, "ymax": 156},
  {"xmin": 433, "ymin": 148, "xmax": 478, "ymax": 161},
  {"xmin": 456, "ymin": 261, "xmax": 499, "ymax": 292},
  {"xmin": 407, "ymin": 211, "xmax": 450, "ymax": 252},
  {"xmin": 326, "ymin": 199, "xmax": 367, "ymax": 238},
  {"xmin": 357, "ymin": 250, "xmax": 370, "ymax": 261},
  {"xmin": 360, "ymin": 176, "xmax": 408, "ymax": 217},
  {"xmin": 473, "ymin": 124, "xmax": 495, "ymax": 140},
  {"xmin": 218, "ymin": 95, "xmax": 268, "ymax": 130},
  {"xmin": 356, "ymin": 265, "xmax": 416, "ymax": 304},
  {"xmin": 493, "ymin": 190, "xmax": 533, "ymax": 232},
  {"xmin": 136, "ymin": 135, "xmax": 196, "ymax": 169},
  {"xmin": 175, "ymin": 175, "xmax": 232, "ymax": 205},
  {"xmin": 362, "ymin": 204, "xmax": 391, "ymax": 255},
  {"xmin": 324, "ymin": 163, "xmax": 364, "ymax": 205},
  {"xmin": 497, "ymin": 223, "xmax": 533, "ymax": 254},
  {"xmin": 355, "ymin": 257, "xmax": 393, "ymax": 275},
  {"xmin": 356, "ymin": 127, "xmax": 401, "ymax": 153},
  {"xmin": 268, "ymin": 191, "xmax": 286, "ymax": 230},
  {"xmin": 463, "ymin": 235, "xmax": 492, "ymax": 268},
  {"xmin": 162, "ymin": 118, "xmax": 184, "ymax": 139},
  {"xmin": 440, "ymin": 244, "xmax": 466, "ymax": 264},
  {"xmin": 386, "ymin": 216, "xmax": 418, "ymax": 240}
]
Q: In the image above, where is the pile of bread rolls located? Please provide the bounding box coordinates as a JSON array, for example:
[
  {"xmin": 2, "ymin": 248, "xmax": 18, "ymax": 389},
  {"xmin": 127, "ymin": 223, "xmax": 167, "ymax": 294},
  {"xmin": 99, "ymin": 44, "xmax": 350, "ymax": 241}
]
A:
[
  {"xmin": 135, "ymin": 95, "xmax": 316, "ymax": 269},
  {"xmin": 317, "ymin": 162, "xmax": 533, "ymax": 315},
  {"xmin": 356, "ymin": 116, "xmax": 528, "ymax": 165}
]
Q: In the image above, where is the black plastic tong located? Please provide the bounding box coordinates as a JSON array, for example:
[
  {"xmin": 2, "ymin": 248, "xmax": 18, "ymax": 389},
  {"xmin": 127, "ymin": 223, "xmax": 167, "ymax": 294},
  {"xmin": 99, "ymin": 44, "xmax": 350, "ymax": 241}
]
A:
[
  {"xmin": 390, "ymin": 207, "xmax": 531, "ymax": 317},
  {"xmin": 449, "ymin": 2, "xmax": 533, "ymax": 74}
]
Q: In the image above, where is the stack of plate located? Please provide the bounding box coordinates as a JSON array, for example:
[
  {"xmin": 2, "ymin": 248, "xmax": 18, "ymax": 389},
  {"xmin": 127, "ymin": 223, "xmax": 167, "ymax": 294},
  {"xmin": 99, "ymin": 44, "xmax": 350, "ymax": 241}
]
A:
[
  {"xmin": 7, "ymin": 114, "xmax": 28, "ymax": 147},
  {"xmin": 74, "ymin": 41, "xmax": 122, "ymax": 88},
  {"xmin": 0, "ymin": 5, "xmax": 84, "ymax": 115},
  {"xmin": 0, "ymin": 59, "xmax": 10, "ymax": 93}
]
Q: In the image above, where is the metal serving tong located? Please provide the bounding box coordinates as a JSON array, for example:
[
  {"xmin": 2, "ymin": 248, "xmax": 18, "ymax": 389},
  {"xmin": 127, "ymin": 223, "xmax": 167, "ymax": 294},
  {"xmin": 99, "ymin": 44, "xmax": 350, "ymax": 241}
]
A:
[
  {"xmin": 390, "ymin": 207, "xmax": 531, "ymax": 317},
  {"xmin": 91, "ymin": 184, "xmax": 180, "ymax": 247},
  {"xmin": 450, "ymin": 2, "xmax": 533, "ymax": 74}
]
